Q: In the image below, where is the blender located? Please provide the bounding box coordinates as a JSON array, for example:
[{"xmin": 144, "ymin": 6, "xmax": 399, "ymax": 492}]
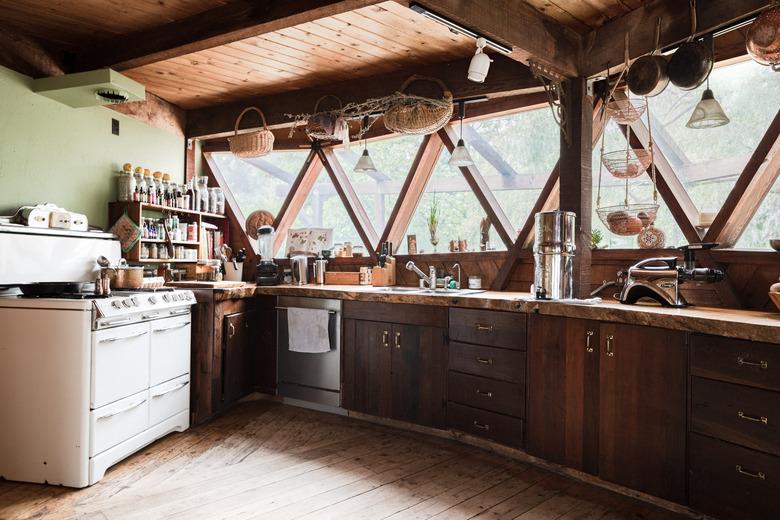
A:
[{"xmin": 255, "ymin": 225, "xmax": 280, "ymax": 286}]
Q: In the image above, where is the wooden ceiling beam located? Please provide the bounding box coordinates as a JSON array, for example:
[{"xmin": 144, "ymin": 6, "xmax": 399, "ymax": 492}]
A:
[
  {"xmin": 74, "ymin": 0, "xmax": 387, "ymax": 72},
  {"xmin": 439, "ymin": 125, "xmax": 515, "ymax": 250},
  {"xmin": 0, "ymin": 26, "xmax": 65, "ymax": 78},
  {"xmin": 186, "ymin": 54, "xmax": 541, "ymax": 139},
  {"xmin": 379, "ymin": 133, "xmax": 444, "ymax": 250},
  {"xmin": 272, "ymin": 150, "xmax": 323, "ymax": 256},
  {"xmin": 411, "ymin": 0, "xmax": 581, "ymax": 77},
  {"xmin": 582, "ymin": 0, "xmax": 772, "ymax": 78}
]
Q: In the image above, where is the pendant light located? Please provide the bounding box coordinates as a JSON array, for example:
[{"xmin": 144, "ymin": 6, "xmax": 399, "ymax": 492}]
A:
[
  {"xmin": 448, "ymin": 101, "xmax": 475, "ymax": 168},
  {"xmin": 685, "ymin": 78, "xmax": 730, "ymax": 129},
  {"xmin": 353, "ymin": 116, "xmax": 377, "ymax": 173}
]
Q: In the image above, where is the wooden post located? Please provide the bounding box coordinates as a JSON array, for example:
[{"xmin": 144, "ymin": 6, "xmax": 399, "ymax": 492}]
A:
[{"xmin": 559, "ymin": 77, "xmax": 593, "ymax": 298}]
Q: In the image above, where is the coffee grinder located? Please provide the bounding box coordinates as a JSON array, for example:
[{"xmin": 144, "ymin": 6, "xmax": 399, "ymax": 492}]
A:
[{"xmin": 255, "ymin": 225, "xmax": 280, "ymax": 286}]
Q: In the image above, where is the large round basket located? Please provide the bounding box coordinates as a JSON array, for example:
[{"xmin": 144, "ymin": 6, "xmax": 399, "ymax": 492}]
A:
[
  {"xmin": 228, "ymin": 107, "xmax": 275, "ymax": 158},
  {"xmin": 384, "ymin": 75, "xmax": 453, "ymax": 135}
]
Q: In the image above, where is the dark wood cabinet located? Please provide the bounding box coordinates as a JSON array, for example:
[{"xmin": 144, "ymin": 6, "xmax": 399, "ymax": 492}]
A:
[
  {"xmin": 222, "ymin": 310, "xmax": 257, "ymax": 405},
  {"xmin": 527, "ymin": 316, "xmax": 687, "ymax": 504},
  {"xmin": 342, "ymin": 302, "xmax": 447, "ymax": 429}
]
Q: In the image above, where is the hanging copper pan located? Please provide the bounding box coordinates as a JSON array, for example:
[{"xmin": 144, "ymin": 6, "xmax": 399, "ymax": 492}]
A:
[
  {"xmin": 668, "ymin": 0, "xmax": 713, "ymax": 90},
  {"xmin": 627, "ymin": 17, "xmax": 670, "ymax": 96},
  {"xmin": 746, "ymin": 5, "xmax": 780, "ymax": 70}
]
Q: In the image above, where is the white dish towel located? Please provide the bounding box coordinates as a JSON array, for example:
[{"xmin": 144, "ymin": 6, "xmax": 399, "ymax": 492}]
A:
[{"xmin": 287, "ymin": 307, "xmax": 331, "ymax": 353}]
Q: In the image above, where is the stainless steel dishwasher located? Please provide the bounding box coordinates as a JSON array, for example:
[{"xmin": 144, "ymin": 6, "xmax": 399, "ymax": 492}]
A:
[{"xmin": 277, "ymin": 296, "xmax": 342, "ymax": 410}]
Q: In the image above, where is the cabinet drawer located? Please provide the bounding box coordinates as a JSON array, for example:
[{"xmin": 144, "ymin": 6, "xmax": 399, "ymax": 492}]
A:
[
  {"xmin": 691, "ymin": 377, "xmax": 780, "ymax": 456},
  {"xmin": 448, "ymin": 371, "xmax": 524, "ymax": 418},
  {"xmin": 691, "ymin": 335, "xmax": 780, "ymax": 392},
  {"xmin": 90, "ymin": 389, "xmax": 148, "ymax": 456},
  {"xmin": 92, "ymin": 323, "xmax": 150, "ymax": 409},
  {"xmin": 690, "ymin": 433, "xmax": 780, "ymax": 520},
  {"xmin": 449, "ymin": 342, "xmax": 525, "ymax": 384},
  {"xmin": 449, "ymin": 308, "xmax": 525, "ymax": 350},
  {"xmin": 447, "ymin": 402, "xmax": 523, "ymax": 448},
  {"xmin": 150, "ymin": 315, "xmax": 191, "ymax": 387},
  {"xmin": 150, "ymin": 374, "xmax": 190, "ymax": 426}
]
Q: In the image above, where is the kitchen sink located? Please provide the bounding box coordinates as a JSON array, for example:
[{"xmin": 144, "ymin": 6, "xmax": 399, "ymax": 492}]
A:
[
  {"xmin": 370, "ymin": 287, "xmax": 424, "ymax": 293},
  {"xmin": 417, "ymin": 288, "xmax": 486, "ymax": 296}
]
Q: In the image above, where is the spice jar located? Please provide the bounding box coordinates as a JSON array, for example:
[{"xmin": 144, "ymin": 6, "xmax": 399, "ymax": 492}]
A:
[
  {"xmin": 208, "ymin": 187, "xmax": 218, "ymax": 214},
  {"xmin": 117, "ymin": 163, "xmax": 135, "ymax": 202},
  {"xmin": 196, "ymin": 177, "xmax": 209, "ymax": 212},
  {"xmin": 214, "ymin": 187, "xmax": 225, "ymax": 214}
]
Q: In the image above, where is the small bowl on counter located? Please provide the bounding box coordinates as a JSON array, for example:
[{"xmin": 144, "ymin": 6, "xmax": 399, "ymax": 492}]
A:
[{"xmin": 770, "ymin": 239, "xmax": 780, "ymax": 252}]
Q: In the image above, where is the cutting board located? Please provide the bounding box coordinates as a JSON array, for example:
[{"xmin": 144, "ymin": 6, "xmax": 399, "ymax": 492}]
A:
[{"xmin": 166, "ymin": 281, "xmax": 248, "ymax": 289}]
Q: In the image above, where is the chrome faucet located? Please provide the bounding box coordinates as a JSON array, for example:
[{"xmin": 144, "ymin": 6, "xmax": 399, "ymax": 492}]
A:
[
  {"xmin": 405, "ymin": 261, "xmax": 437, "ymax": 289},
  {"xmin": 450, "ymin": 263, "xmax": 461, "ymax": 289}
]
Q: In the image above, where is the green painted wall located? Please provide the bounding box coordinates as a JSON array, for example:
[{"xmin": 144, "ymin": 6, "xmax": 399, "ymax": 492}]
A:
[{"xmin": 0, "ymin": 65, "xmax": 184, "ymax": 229}]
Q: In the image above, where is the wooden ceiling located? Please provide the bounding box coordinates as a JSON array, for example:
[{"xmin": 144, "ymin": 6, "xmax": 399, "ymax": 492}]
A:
[
  {"xmin": 525, "ymin": 0, "xmax": 649, "ymax": 33},
  {"xmin": 122, "ymin": 2, "xmax": 475, "ymax": 109}
]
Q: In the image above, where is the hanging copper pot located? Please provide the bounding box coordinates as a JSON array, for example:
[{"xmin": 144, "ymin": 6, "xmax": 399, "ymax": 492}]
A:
[
  {"xmin": 746, "ymin": 5, "xmax": 780, "ymax": 70},
  {"xmin": 627, "ymin": 18, "xmax": 670, "ymax": 96},
  {"xmin": 668, "ymin": 0, "xmax": 713, "ymax": 90}
]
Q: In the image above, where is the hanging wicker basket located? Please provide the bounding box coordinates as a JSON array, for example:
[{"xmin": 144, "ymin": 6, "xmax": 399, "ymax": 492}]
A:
[
  {"xmin": 306, "ymin": 95, "xmax": 348, "ymax": 141},
  {"xmin": 601, "ymin": 148, "xmax": 653, "ymax": 179},
  {"xmin": 605, "ymin": 99, "xmax": 647, "ymax": 124},
  {"xmin": 228, "ymin": 107, "xmax": 275, "ymax": 158},
  {"xmin": 384, "ymin": 75, "xmax": 453, "ymax": 135},
  {"xmin": 597, "ymin": 203, "xmax": 660, "ymax": 236}
]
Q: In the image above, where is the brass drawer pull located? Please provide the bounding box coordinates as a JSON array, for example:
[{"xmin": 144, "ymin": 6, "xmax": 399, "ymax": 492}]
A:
[
  {"xmin": 475, "ymin": 324, "xmax": 494, "ymax": 333},
  {"xmin": 472, "ymin": 421, "xmax": 490, "ymax": 431},
  {"xmin": 586, "ymin": 330, "xmax": 594, "ymax": 353},
  {"xmin": 738, "ymin": 411, "xmax": 768, "ymax": 425},
  {"xmin": 737, "ymin": 356, "xmax": 768, "ymax": 369},
  {"xmin": 395, "ymin": 331, "xmax": 401, "ymax": 349},
  {"xmin": 605, "ymin": 335, "xmax": 615, "ymax": 357},
  {"xmin": 736, "ymin": 465, "xmax": 766, "ymax": 480},
  {"xmin": 475, "ymin": 356, "xmax": 493, "ymax": 365},
  {"xmin": 382, "ymin": 330, "xmax": 389, "ymax": 348},
  {"xmin": 475, "ymin": 389, "xmax": 493, "ymax": 398}
]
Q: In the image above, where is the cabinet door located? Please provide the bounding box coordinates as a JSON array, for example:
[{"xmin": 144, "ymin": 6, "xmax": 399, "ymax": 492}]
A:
[
  {"xmin": 527, "ymin": 315, "xmax": 599, "ymax": 474},
  {"xmin": 598, "ymin": 323, "xmax": 687, "ymax": 503},
  {"xmin": 391, "ymin": 323, "xmax": 447, "ymax": 428},
  {"xmin": 222, "ymin": 310, "xmax": 255, "ymax": 406},
  {"xmin": 343, "ymin": 319, "xmax": 392, "ymax": 417}
]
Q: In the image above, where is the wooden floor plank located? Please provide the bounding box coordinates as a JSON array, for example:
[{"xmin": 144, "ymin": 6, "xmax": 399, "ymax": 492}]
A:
[{"xmin": 0, "ymin": 401, "xmax": 688, "ymax": 520}]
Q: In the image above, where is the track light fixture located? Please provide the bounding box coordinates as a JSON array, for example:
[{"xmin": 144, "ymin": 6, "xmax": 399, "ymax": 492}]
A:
[{"xmin": 409, "ymin": 4, "xmax": 512, "ymax": 55}]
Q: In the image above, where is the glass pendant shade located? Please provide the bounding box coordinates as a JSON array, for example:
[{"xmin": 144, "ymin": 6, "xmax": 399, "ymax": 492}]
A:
[
  {"xmin": 686, "ymin": 89, "xmax": 730, "ymax": 129},
  {"xmin": 353, "ymin": 148, "xmax": 377, "ymax": 172},
  {"xmin": 448, "ymin": 139, "xmax": 475, "ymax": 167}
]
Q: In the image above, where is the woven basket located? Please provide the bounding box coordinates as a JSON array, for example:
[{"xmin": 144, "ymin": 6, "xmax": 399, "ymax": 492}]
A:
[
  {"xmin": 384, "ymin": 75, "xmax": 453, "ymax": 135},
  {"xmin": 597, "ymin": 203, "xmax": 659, "ymax": 236},
  {"xmin": 228, "ymin": 107, "xmax": 274, "ymax": 158},
  {"xmin": 605, "ymin": 99, "xmax": 647, "ymax": 124},
  {"xmin": 306, "ymin": 95, "xmax": 345, "ymax": 141},
  {"xmin": 601, "ymin": 148, "xmax": 653, "ymax": 179}
]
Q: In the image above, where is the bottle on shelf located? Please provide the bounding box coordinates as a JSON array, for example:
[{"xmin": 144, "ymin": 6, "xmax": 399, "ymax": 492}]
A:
[
  {"xmin": 133, "ymin": 167, "xmax": 144, "ymax": 202},
  {"xmin": 142, "ymin": 169, "xmax": 153, "ymax": 203},
  {"xmin": 117, "ymin": 163, "xmax": 135, "ymax": 202},
  {"xmin": 162, "ymin": 173, "xmax": 171, "ymax": 207},
  {"xmin": 196, "ymin": 176, "xmax": 209, "ymax": 213},
  {"xmin": 185, "ymin": 179, "xmax": 194, "ymax": 211},
  {"xmin": 152, "ymin": 171, "xmax": 163, "ymax": 206}
]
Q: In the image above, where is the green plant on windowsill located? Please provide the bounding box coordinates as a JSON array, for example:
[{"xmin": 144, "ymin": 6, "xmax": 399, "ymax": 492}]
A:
[
  {"xmin": 428, "ymin": 193, "xmax": 440, "ymax": 253},
  {"xmin": 592, "ymin": 229, "xmax": 604, "ymax": 249}
]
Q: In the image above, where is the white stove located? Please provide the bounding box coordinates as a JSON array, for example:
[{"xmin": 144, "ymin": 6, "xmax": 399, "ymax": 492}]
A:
[{"xmin": 93, "ymin": 289, "xmax": 195, "ymax": 329}]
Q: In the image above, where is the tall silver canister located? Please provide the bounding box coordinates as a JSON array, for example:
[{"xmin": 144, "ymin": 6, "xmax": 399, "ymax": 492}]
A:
[{"xmin": 533, "ymin": 210, "xmax": 576, "ymax": 299}]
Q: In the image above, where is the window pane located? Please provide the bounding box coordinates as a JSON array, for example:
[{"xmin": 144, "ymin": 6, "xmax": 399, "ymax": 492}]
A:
[
  {"xmin": 398, "ymin": 149, "xmax": 507, "ymax": 254},
  {"xmin": 461, "ymin": 107, "xmax": 559, "ymax": 232},
  {"xmin": 736, "ymin": 175, "xmax": 780, "ymax": 249},
  {"xmin": 649, "ymin": 60, "xmax": 780, "ymax": 214},
  {"xmin": 211, "ymin": 151, "xmax": 309, "ymax": 217}
]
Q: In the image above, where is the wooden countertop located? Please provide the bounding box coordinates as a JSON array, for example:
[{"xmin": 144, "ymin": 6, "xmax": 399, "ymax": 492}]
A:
[{"xmin": 206, "ymin": 283, "xmax": 780, "ymax": 344}]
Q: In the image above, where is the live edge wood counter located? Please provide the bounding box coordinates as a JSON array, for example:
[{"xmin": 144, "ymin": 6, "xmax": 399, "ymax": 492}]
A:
[{"xmin": 211, "ymin": 284, "xmax": 780, "ymax": 345}]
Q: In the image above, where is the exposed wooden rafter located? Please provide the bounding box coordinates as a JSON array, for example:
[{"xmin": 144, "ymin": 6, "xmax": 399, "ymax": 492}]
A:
[
  {"xmin": 0, "ymin": 26, "xmax": 64, "ymax": 78},
  {"xmin": 74, "ymin": 0, "xmax": 389, "ymax": 72},
  {"xmin": 186, "ymin": 54, "xmax": 541, "ymax": 139},
  {"xmin": 318, "ymin": 147, "xmax": 380, "ymax": 261},
  {"xmin": 379, "ymin": 133, "xmax": 444, "ymax": 250},
  {"xmin": 272, "ymin": 150, "xmax": 323, "ymax": 256},
  {"xmin": 439, "ymin": 126, "xmax": 516, "ymax": 249}
]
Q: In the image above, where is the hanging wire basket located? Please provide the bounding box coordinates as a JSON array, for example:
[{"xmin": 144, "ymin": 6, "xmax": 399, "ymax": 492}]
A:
[
  {"xmin": 596, "ymin": 203, "xmax": 660, "ymax": 236},
  {"xmin": 605, "ymin": 99, "xmax": 647, "ymax": 124},
  {"xmin": 601, "ymin": 148, "xmax": 653, "ymax": 179}
]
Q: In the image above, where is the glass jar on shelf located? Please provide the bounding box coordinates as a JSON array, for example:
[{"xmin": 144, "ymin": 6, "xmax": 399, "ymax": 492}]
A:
[
  {"xmin": 117, "ymin": 163, "xmax": 135, "ymax": 202},
  {"xmin": 196, "ymin": 177, "xmax": 209, "ymax": 213},
  {"xmin": 214, "ymin": 187, "xmax": 225, "ymax": 215},
  {"xmin": 208, "ymin": 188, "xmax": 218, "ymax": 214},
  {"xmin": 161, "ymin": 173, "xmax": 171, "ymax": 206},
  {"xmin": 140, "ymin": 243, "xmax": 149, "ymax": 260}
]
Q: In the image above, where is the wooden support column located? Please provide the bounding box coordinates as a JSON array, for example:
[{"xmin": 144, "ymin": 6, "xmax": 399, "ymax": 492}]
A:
[
  {"xmin": 559, "ymin": 78, "xmax": 593, "ymax": 298},
  {"xmin": 272, "ymin": 150, "xmax": 322, "ymax": 256}
]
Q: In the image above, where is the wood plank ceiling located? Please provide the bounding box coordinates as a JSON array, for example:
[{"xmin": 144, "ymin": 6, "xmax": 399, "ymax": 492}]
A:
[
  {"xmin": 524, "ymin": 0, "xmax": 649, "ymax": 33},
  {"xmin": 121, "ymin": 2, "xmax": 476, "ymax": 109}
]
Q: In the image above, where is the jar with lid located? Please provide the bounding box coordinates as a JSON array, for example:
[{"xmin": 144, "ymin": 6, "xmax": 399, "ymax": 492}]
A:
[
  {"xmin": 141, "ymin": 169, "xmax": 152, "ymax": 203},
  {"xmin": 140, "ymin": 243, "xmax": 150, "ymax": 259},
  {"xmin": 117, "ymin": 163, "xmax": 135, "ymax": 202},
  {"xmin": 152, "ymin": 171, "xmax": 163, "ymax": 205},
  {"xmin": 196, "ymin": 177, "xmax": 209, "ymax": 212},
  {"xmin": 161, "ymin": 173, "xmax": 171, "ymax": 206},
  {"xmin": 214, "ymin": 187, "xmax": 225, "ymax": 215},
  {"xmin": 208, "ymin": 188, "xmax": 218, "ymax": 214},
  {"xmin": 133, "ymin": 167, "xmax": 144, "ymax": 202}
]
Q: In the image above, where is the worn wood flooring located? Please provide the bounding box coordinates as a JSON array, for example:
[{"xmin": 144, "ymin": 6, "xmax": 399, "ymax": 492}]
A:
[{"xmin": 0, "ymin": 400, "xmax": 686, "ymax": 520}]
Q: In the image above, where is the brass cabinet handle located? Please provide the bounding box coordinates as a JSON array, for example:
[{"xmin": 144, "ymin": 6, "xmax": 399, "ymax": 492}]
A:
[
  {"xmin": 395, "ymin": 331, "xmax": 401, "ymax": 349},
  {"xmin": 586, "ymin": 330, "xmax": 594, "ymax": 353},
  {"xmin": 475, "ymin": 389, "xmax": 493, "ymax": 398},
  {"xmin": 605, "ymin": 335, "xmax": 615, "ymax": 357},
  {"xmin": 736, "ymin": 465, "xmax": 766, "ymax": 480},
  {"xmin": 738, "ymin": 411, "xmax": 768, "ymax": 425},
  {"xmin": 228, "ymin": 322, "xmax": 235, "ymax": 339},
  {"xmin": 472, "ymin": 421, "xmax": 490, "ymax": 431},
  {"xmin": 382, "ymin": 330, "xmax": 389, "ymax": 348},
  {"xmin": 737, "ymin": 356, "xmax": 768, "ymax": 369},
  {"xmin": 475, "ymin": 356, "xmax": 493, "ymax": 365},
  {"xmin": 475, "ymin": 324, "xmax": 494, "ymax": 333}
]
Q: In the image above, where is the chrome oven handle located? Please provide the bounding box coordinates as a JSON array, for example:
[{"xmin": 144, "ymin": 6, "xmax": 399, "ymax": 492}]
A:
[
  {"xmin": 99, "ymin": 330, "xmax": 148, "ymax": 343},
  {"xmin": 101, "ymin": 317, "xmax": 132, "ymax": 327},
  {"xmin": 152, "ymin": 381, "xmax": 189, "ymax": 398},
  {"xmin": 97, "ymin": 399, "xmax": 146, "ymax": 420},
  {"xmin": 153, "ymin": 321, "xmax": 191, "ymax": 333}
]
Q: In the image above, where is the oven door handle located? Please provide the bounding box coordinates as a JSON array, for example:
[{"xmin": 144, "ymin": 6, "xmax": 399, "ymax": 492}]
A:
[
  {"xmin": 99, "ymin": 330, "xmax": 148, "ymax": 343},
  {"xmin": 96, "ymin": 398, "xmax": 146, "ymax": 420},
  {"xmin": 153, "ymin": 321, "xmax": 191, "ymax": 333},
  {"xmin": 152, "ymin": 381, "xmax": 189, "ymax": 398}
]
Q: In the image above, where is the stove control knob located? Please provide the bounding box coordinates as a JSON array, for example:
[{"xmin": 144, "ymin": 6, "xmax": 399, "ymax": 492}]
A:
[
  {"xmin": 112, "ymin": 300, "xmax": 122, "ymax": 309},
  {"xmin": 162, "ymin": 294, "xmax": 171, "ymax": 303},
  {"xmin": 184, "ymin": 293, "xmax": 192, "ymax": 301},
  {"xmin": 172, "ymin": 293, "xmax": 179, "ymax": 301},
  {"xmin": 122, "ymin": 298, "xmax": 133, "ymax": 308},
  {"xmin": 131, "ymin": 297, "xmax": 140, "ymax": 306},
  {"xmin": 148, "ymin": 295, "xmax": 157, "ymax": 305}
]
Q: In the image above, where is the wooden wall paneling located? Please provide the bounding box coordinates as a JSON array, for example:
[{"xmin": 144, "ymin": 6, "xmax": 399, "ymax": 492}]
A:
[
  {"xmin": 439, "ymin": 126, "xmax": 515, "ymax": 249},
  {"xmin": 704, "ymin": 108, "xmax": 780, "ymax": 247},
  {"xmin": 559, "ymin": 77, "xmax": 594, "ymax": 298},
  {"xmin": 379, "ymin": 133, "xmax": 444, "ymax": 250},
  {"xmin": 272, "ymin": 149, "xmax": 322, "ymax": 256},
  {"xmin": 318, "ymin": 147, "xmax": 380, "ymax": 261}
]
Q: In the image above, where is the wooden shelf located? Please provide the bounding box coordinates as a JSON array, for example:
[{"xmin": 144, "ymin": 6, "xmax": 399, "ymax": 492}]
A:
[
  {"xmin": 136, "ymin": 259, "xmax": 198, "ymax": 263},
  {"xmin": 140, "ymin": 239, "xmax": 200, "ymax": 246},
  {"xmin": 139, "ymin": 202, "xmax": 225, "ymax": 219}
]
